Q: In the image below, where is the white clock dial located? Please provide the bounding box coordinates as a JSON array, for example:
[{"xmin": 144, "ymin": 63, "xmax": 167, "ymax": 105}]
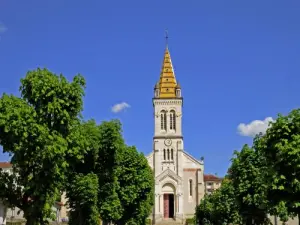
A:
[{"xmin": 164, "ymin": 139, "xmax": 172, "ymax": 146}]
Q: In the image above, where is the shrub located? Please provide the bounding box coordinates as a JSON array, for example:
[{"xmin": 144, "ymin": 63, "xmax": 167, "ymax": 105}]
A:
[
  {"xmin": 6, "ymin": 222, "xmax": 22, "ymax": 225},
  {"xmin": 186, "ymin": 217, "xmax": 195, "ymax": 225},
  {"xmin": 145, "ymin": 218, "xmax": 152, "ymax": 225}
]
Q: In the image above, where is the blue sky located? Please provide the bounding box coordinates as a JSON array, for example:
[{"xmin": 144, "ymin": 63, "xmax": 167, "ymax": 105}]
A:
[{"xmin": 0, "ymin": 0, "xmax": 300, "ymax": 176}]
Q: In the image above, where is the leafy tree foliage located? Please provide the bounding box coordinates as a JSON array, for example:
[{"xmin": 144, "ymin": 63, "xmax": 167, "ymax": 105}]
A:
[
  {"xmin": 0, "ymin": 68, "xmax": 85, "ymax": 225},
  {"xmin": 115, "ymin": 146, "xmax": 154, "ymax": 225},
  {"xmin": 196, "ymin": 179, "xmax": 240, "ymax": 225},
  {"xmin": 97, "ymin": 120, "xmax": 154, "ymax": 225},
  {"xmin": 0, "ymin": 68, "xmax": 154, "ymax": 225},
  {"xmin": 67, "ymin": 173, "xmax": 99, "ymax": 225},
  {"xmin": 66, "ymin": 120, "xmax": 101, "ymax": 225},
  {"xmin": 254, "ymin": 109, "xmax": 300, "ymax": 222},
  {"xmin": 97, "ymin": 120, "xmax": 124, "ymax": 223},
  {"xmin": 66, "ymin": 119, "xmax": 154, "ymax": 225},
  {"xmin": 229, "ymin": 144, "xmax": 270, "ymax": 225},
  {"xmin": 196, "ymin": 194, "xmax": 215, "ymax": 225}
]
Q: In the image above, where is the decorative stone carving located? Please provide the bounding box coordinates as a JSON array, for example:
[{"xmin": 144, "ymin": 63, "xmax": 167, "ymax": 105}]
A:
[
  {"xmin": 153, "ymin": 100, "xmax": 182, "ymax": 106},
  {"xmin": 156, "ymin": 168, "xmax": 182, "ymax": 183},
  {"xmin": 176, "ymin": 112, "xmax": 182, "ymax": 117}
]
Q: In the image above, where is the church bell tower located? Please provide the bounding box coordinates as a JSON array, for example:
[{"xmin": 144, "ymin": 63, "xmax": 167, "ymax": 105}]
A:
[
  {"xmin": 152, "ymin": 41, "xmax": 185, "ymax": 222},
  {"xmin": 149, "ymin": 35, "xmax": 204, "ymax": 223},
  {"xmin": 153, "ymin": 43, "xmax": 183, "ymax": 177}
]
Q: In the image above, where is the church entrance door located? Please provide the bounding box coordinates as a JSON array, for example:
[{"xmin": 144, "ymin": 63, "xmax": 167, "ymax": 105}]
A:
[{"xmin": 163, "ymin": 194, "xmax": 174, "ymax": 219}]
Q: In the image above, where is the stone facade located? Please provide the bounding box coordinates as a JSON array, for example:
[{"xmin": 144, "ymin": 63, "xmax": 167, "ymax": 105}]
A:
[{"xmin": 146, "ymin": 46, "xmax": 205, "ymax": 224}]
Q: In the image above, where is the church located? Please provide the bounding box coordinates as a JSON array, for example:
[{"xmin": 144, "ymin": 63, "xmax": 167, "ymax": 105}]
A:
[{"xmin": 146, "ymin": 44, "xmax": 205, "ymax": 224}]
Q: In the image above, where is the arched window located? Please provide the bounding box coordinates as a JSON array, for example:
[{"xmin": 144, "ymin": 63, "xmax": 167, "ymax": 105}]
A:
[
  {"xmin": 167, "ymin": 149, "xmax": 170, "ymax": 160},
  {"xmin": 189, "ymin": 179, "xmax": 193, "ymax": 196},
  {"xmin": 170, "ymin": 110, "xmax": 176, "ymax": 130},
  {"xmin": 163, "ymin": 149, "xmax": 166, "ymax": 160},
  {"xmin": 161, "ymin": 110, "xmax": 167, "ymax": 130},
  {"xmin": 171, "ymin": 149, "xmax": 173, "ymax": 160}
]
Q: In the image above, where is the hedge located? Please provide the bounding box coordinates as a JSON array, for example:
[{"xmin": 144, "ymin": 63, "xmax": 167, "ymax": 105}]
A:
[
  {"xmin": 186, "ymin": 217, "xmax": 195, "ymax": 225},
  {"xmin": 145, "ymin": 218, "xmax": 152, "ymax": 225}
]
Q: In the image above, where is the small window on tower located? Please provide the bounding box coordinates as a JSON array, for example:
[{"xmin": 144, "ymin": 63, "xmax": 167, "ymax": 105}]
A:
[
  {"xmin": 160, "ymin": 110, "xmax": 167, "ymax": 131},
  {"xmin": 189, "ymin": 180, "xmax": 193, "ymax": 197},
  {"xmin": 167, "ymin": 149, "xmax": 170, "ymax": 160},
  {"xmin": 170, "ymin": 110, "xmax": 176, "ymax": 131},
  {"xmin": 171, "ymin": 149, "xmax": 173, "ymax": 160},
  {"xmin": 163, "ymin": 149, "xmax": 166, "ymax": 160}
]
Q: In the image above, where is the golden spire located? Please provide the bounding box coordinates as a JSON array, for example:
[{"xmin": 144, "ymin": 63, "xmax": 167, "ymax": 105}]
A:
[{"xmin": 156, "ymin": 31, "xmax": 178, "ymax": 98}]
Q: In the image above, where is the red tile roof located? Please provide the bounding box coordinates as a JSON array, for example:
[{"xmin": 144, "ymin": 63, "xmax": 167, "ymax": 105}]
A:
[
  {"xmin": 0, "ymin": 162, "xmax": 12, "ymax": 168},
  {"xmin": 204, "ymin": 174, "xmax": 223, "ymax": 182}
]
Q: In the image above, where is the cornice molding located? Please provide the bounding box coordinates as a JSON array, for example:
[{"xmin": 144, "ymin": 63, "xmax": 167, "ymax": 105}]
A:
[
  {"xmin": 152, "ymin": 97, "xmax": 183, "ymax": 100},
  {"xmin": 153, "ymin": 136, "xmax": 183, "ymax": 140},
  {"xmin": 153, "ymin": 99, "xmax": 183, "ymax": 106}
]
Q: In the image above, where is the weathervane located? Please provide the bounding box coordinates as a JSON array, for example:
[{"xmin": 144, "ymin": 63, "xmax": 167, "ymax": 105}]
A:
[{"xmin": 165, "ymin": 29, "xmax": 168, "ymax": 46}]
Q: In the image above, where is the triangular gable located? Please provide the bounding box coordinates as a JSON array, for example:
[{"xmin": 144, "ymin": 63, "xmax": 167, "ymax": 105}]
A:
[
  {"xmin": 146, "ymin": 152, "xmax": 154, "ymax": 169},
  {"xmin": 183, "ymin": 151, "xmax": 203, "ymax": 167},
  {"xmin": 146, "ymin": 152, "xmax": 153, "ymax": 160},
  {"xmin": 156, "ymin": 168, "xmax": 182, "ymax": 182}
]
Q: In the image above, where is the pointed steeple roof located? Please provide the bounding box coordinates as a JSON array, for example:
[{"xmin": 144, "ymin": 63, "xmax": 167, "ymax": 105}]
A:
[{"xmin": 157, "ymin": 46, "xmax": 178, "ymax": 98}]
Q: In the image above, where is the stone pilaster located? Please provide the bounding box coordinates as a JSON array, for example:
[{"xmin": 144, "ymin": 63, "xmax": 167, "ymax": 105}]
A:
[{"xmin": 153, "ymin": 141, "xmax": 161, "ymax": 177}]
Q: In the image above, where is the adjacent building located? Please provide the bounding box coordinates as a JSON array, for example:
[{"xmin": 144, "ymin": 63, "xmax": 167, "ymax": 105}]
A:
[
  {"xmin": 204, "ymin": 174, "xmax": 223, "ymax": 195},
  {"xmin": 0, "ymin": 162, "xmax": 68, "ymax": 225}
]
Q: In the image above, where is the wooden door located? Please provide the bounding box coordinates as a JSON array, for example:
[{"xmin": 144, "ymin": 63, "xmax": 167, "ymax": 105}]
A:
[{"xmin": 163, "ymin": 194, "xmax": 169, "ymax": 218}]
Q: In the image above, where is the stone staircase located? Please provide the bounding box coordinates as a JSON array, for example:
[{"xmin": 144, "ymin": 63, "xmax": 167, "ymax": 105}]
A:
[{"xmin": 155, "ymin": 219, "xmax": 183, "ymax": 225}]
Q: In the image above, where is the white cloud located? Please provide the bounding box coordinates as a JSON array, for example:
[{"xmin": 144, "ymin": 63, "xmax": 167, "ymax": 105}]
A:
[
  {"xmin": 0, "ymin": 23, "xmax": 7, "ymax": 33},
  {"xmin": 111, "ymin": 102, "xmax": 130, "ymax": 113},
  {"xmin": 237, "ymin": 117, "xmax": 274, "ymax": 137}
]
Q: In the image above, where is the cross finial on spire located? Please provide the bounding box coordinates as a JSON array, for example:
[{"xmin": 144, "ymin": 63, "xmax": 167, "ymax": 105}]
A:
[{"xmin": 165, "ymin": 29, "xmax": 168, "ymax": 47}]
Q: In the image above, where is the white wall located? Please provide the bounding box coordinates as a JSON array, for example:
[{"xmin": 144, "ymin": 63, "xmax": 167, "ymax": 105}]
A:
[{"xmin": 0, "ymin": 202, "xmax": 7, "ymax": 225}]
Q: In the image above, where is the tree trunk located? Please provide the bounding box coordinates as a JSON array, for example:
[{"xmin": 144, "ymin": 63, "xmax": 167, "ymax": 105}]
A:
[
  {"xmin": 25, "ymin": 216, "xmax": 38, "ymax": 225},
  {"xmin": 24, "ymin": 210, "xmax": 39, "ymax": 225},
  {"xmin": 274, "ymin": 215, "xmax": 278, "ymax": 225}
]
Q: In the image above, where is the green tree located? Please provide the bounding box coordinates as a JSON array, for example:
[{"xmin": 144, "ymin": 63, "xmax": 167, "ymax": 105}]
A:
[
  {"xmin": 196, "ymin": 179, "xmax": 240, "ymax": 225},
  {"xmin": 115, "ymin": 146, "xmax": 154, "ymax": 225},
  {"xmin": 66, "ymin": 120, "xmax": 101, "ymax": 225},
  {"xmin": 96, "ymin": 120, "xmax": 154, "ymax": 225},
  {"xmin": 67, "ymin": 173, "xmax": 99, "ymax": 225},
  {"xmin": 97, "ymin": 120, "xmax": 124, "ymax": 223},
  {"xmin": 214, "ymin": 179, "xmax": 241, "ymax": 225},
  {"xmin": 229, "ymin": 144, "xmax": 270, "ymax": 225},
  {"xmin": 254, "ymin": 109, "xmax": 300, "ymax": 223},
  {"xmin": 196, "ymin": 194, "xmax": 215, "ymax": 225},
  {"xmin": 0, "ymin": 68, "xmax": 85, "ymax": 225}
]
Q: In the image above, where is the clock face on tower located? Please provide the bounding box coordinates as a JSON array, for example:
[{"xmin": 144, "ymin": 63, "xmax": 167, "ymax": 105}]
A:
[{"xmin": 164, "ymin": 139, "xmax": 172, "ymax": 146}]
